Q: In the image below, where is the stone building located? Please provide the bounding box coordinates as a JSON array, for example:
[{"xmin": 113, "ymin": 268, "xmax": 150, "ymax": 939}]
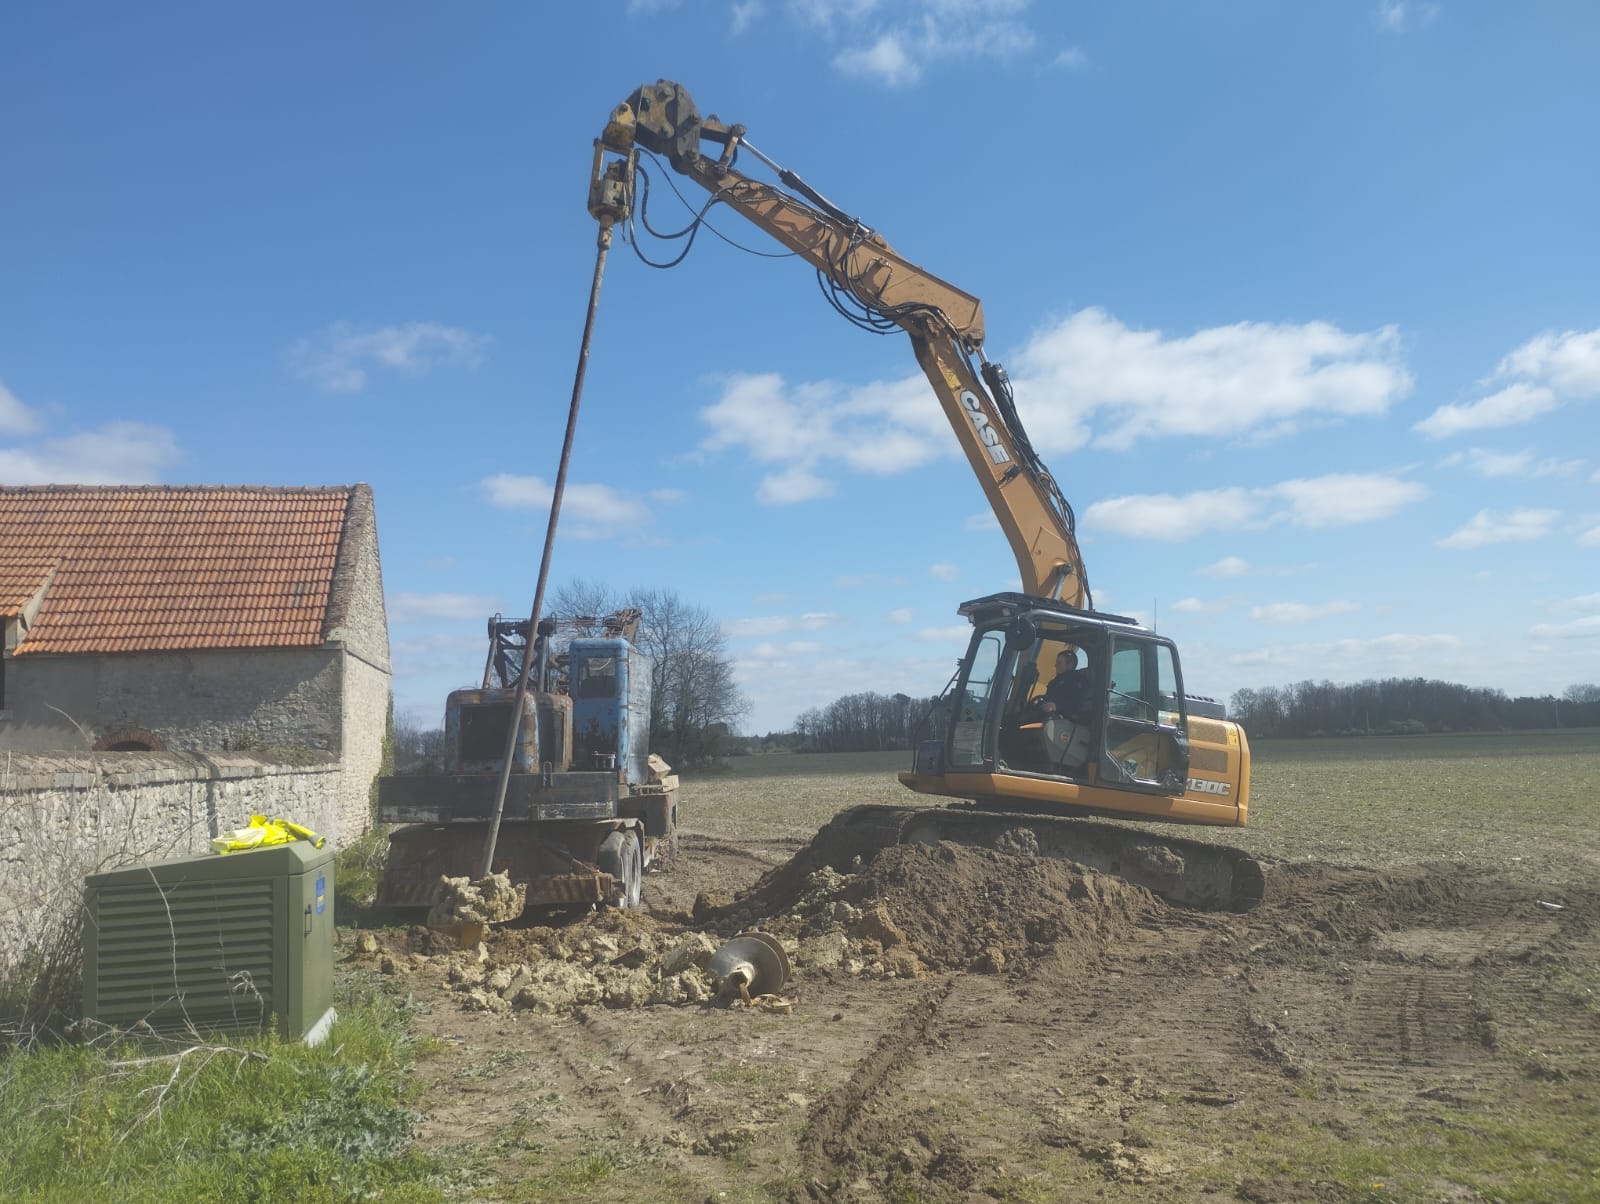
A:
[{"xmin": 0, "ymin": 484, "xmax": 390, "ymax": 842}]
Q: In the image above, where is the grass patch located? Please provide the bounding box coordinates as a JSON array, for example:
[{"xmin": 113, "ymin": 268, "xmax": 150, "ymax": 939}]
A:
[
  {"xmin": 0, "ymin": 976, "xmax": 443, "ymax": 1203},
  {"xmin": 334, "ymin": 825, "xmax": 394, "ymax": 926},
  {"xmin": 1192, "ymin": 1099, "xmax": 1600, "ymax": 1203}
]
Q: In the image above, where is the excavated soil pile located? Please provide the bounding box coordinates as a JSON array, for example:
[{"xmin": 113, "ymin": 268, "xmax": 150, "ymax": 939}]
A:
[
  {"xmin": 349, "ymin": 906, "xmax": 722, "ymax": 1014},
  {"xmin": 348, "ymin": 828, "xmax": 1169, "ymax": 1011},
  {"xmin": 722, "ymin": 839, "xmax": 1163, "ymax": 976}
]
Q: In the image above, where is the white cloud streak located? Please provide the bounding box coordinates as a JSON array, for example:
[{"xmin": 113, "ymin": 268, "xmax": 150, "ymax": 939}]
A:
[
  {"xmin": 700, "ymin": 310, "xmax": 1412, "ymax": 502},
  {"xmin": 1250, "ymin": 600, "xmax": 1359, "ymax": 625},
  {"xmin": 1014, "ymin": 308, "xmax": 1413, "ymax": 451},
  {"xmin": 1087, "ymin": 473, "xmax": 1426, "ymax": 540},
  {"xmin": 388, "ymin": 592, "xmax": 498, "ymax": 623},
  {"xmin": 0, "ymin": 379, "xmax": 43, "ymax": 436},
  {"xmin": 1415, "ymin": 326, "xmax": 1600, "ymax": 438},
  {"xmin": 1442, "ymin": 447, "xmax": 1584, "ymax": 479},
  {"xmin": 286, "ymin": 321, "xmax": 489, "ymax": 394},
  {"xmin": 810, "ymin": 0, "xmax": 1037, "ymax": 87},
  {"xmin": 0, "ymin": 421, "xmax": 180, "ymax": 484},
  {"xmin": 480, "ymin": 473, "xmax": 651, "ymax": 538},
  {"xmin": 1376, "ymin": 1, "xmax": 1440, "ymax": 33},
  {"xmin": 724, "ymin": 612, "xmax": 839, "ymax": 638},
  {"xmin": 1201, "ymin": 556, "xmax": 1251, "ymax": 578},
  {"xmin": 1436, "ymin": 508, "xmax": 1560, "ymax": 550}
]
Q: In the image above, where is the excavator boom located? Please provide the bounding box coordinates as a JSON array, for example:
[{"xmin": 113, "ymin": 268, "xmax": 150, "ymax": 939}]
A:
[
  {"xmin": 599, "ymin": 81, "xmax": 1088, "ymax": 607},
  {"xmin": 596, "ymin": 81, "xmax": 1262, "ymax": 911}
]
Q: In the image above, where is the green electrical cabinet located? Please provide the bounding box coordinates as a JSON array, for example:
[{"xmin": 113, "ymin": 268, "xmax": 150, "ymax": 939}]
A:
[{"xmin": 83, "ymin": 841, "xmax": 336, "ymax": 1043}]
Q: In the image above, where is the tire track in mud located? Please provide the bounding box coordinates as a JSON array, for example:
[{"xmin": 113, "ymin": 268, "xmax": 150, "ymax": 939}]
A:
[
  {"xmin": 501, "ymin": 1002, "xmax": 746, "ymax": 1193},
  {"xmin": 680, "ymin": 834, "xmax": 791, "ymax": 866},
  {"xmin": 796, "ymin": 976, "xmax": 958, "ymax": 1195}
]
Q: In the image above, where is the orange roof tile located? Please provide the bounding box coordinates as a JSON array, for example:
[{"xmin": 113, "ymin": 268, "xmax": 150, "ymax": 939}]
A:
[{"xmin": 0, "ymin": 486, "xmax": 353, "ymax": 656}]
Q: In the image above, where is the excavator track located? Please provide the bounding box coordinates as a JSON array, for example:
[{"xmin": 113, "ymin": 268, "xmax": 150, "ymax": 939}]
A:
[{"xmin": 808, "ymin": 804, "xmax": 1266, "ymax": 912}]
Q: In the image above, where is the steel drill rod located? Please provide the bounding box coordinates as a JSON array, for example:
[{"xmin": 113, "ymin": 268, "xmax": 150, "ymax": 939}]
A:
[{"xmin": 480, "ymin": 221, "xmax": 616, "ymax": 880}]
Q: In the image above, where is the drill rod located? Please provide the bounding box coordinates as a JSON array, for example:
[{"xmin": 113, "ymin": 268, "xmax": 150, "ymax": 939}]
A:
[{"xmin": 480, "ymin": 219, "xmax": 617, "ymax": 880}]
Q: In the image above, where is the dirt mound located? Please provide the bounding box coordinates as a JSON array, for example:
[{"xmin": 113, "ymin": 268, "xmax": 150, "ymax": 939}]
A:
[
  {"xmin": 722, "ymin": 838, "xmax": 1163, "ymax": 975},
  {"xmin": 349, "ymin": 825, "xmax": 1168, "ymax": 1013}
]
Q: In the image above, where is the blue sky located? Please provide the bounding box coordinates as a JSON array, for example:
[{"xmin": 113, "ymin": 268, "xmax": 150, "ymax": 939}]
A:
[{"xmin": 4, "ymin": 1, "xmax": 1597, "ymax": 734}]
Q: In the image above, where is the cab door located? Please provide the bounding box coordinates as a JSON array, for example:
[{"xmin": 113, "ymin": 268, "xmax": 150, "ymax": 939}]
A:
[{"xmin": 1098, "ymin": 634, "xmax": 1191, "ymax": 794}]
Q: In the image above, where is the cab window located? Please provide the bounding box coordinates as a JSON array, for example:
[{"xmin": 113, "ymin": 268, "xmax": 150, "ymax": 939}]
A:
[
  {"xmin": 949, "ymin": 631, "xmax": 1003, "ymax": 767},
  {"xmin": 575, "ymin": 655, "xmax": 618, "ymax": 699}
]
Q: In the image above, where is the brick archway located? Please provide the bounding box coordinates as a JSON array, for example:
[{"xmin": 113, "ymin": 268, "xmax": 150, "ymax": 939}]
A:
[{"xmin": 94, "ymin": 726, "xmax": 166, "ymax": 752}]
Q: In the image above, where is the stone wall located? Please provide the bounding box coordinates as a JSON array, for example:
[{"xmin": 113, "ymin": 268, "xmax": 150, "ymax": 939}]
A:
[
  {"xmin": 0, "ymin": 750, "xmax": 343, "ymax": 968},
  {"xmin": 0, "ymin": 647, "xmax": 344, "ymax": 755},
  {"xmin": 339, "ymin": 653, "xmax": 391, "ymax": 837}
]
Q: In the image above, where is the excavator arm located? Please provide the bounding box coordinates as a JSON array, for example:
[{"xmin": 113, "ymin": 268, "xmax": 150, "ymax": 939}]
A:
[{"xmin": 594, "ymin": 80, "xmax": 1090, "ymax": 607}]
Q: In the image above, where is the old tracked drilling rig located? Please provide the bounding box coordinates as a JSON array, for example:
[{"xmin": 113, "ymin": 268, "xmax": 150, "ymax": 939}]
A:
[
  {"xmin": 592, "ymin": 81, "xmax": 1263, "ymax": 910},
  {"xmin": 375, "ymin": 610, "xmax": 678, "ymax": 911}
]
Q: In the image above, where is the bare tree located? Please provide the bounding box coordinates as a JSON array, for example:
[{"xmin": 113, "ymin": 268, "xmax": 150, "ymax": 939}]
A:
[{"xmin": 550, "ymin": 580, "xmax": 749, "ymax": 767}]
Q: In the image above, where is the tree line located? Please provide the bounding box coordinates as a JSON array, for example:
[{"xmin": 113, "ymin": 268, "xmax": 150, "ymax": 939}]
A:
[{"xmin": 1228, "ymin": 679, "xmax": 1600, "ymax": 738}]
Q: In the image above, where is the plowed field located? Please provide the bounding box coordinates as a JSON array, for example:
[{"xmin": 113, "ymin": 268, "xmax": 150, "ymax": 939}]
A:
[{"xmin": 354, "ymin": 732, "xmax": 1600, "ymax": 1202}]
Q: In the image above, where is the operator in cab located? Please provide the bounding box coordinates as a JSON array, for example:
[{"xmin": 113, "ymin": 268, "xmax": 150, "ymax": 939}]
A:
[{"xmin": 1035, "ymin": 649, "xmax": 1093, "ymax": 720}]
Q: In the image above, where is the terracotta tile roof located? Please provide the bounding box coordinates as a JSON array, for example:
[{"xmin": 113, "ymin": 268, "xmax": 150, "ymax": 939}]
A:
[
  {"xmin": 0, "ymin": 486, "xmax": 354, "ymax": 656},
  {"xmin": 0, "ymin": 556, "xmax": 59, "ymax": 618}
]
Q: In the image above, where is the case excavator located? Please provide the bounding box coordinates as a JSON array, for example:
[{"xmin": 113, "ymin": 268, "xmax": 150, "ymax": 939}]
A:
[{"xmin": 594, "ymin": 81, "xmax": 1264, "ymax": 911}]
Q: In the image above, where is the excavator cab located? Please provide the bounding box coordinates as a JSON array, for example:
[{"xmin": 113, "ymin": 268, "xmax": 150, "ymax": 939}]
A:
[{"xmin": 902, "ymin": 593, "xmax": 1245, "ymax": 828}]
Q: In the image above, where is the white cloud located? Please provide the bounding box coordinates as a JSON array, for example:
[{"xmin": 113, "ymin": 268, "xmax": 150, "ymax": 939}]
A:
[
  {"xmin": 700, "ymin": 372, "xmax": 943, "ymax": 504},
  {"xmin": 1579, "ymin": 521, "xmax": 1600, "ymax": 548},
  {"xmin": 1416, "ymin": 326, "xmax": 1600, "ymax": 438},
  {"xmin": 388, "ymin": 592, "xmax": 498, "ymax": 623},
  {"xmin": 1170, "ymin": 598, "xmax": 1210, "ymax": 614},
  {"xmin": 1201, "ymin": 556, "xmax": 1251, "ymax": 578},
  {"xmin": 1414, "ymin": 382, "xmax": 1558, "ymax": 439},
  {"xmin": 887, "ymin": 607, "xmax": 914, "ymax": 623},
  {"xmin": 916, "ymin": 625, "xmax": 971, "ymax": 643},
  {"xmin": 730, "ymin": 0, "xmax": 762, "ymax": 34},
  {"xmin": 0, "ymin": 379, "xmax": 42, "ymax": 435},
  {"xmin": 1442, "ymin": 447, "xmax": 1584, "ymax": 479},
  {"xmin": 748, "ymin": 639, "xmax": 826, "ymax": 658},
  {"xmin": 1273, "ymin": 473, "xmax": 1428, "ymax": 527},
  {"xmin": 1014, "ymin": 308, "xmax": 1412, "ymax": 451},
  {"xmin": 817, "ymin": 0, "xmax": 1037, "ymax": 87},
  {"xmin": 649, "ymin": 487, "xmax": 687, "ymax": 503},
  {"xmin": 929, "ymin": 562, "xmax": 959, "ymax": 582},
  {"xmin": 1250, "ymin": 600, "xmax": 1359, "ymax": 624},
  {"xmin": 1436, "ymin": 508, "xmax": 1560, "ymax": 550},
  {"xmin": 1051, "ymin": 46, "xmax": 1088, "ymax": 71},
  {"xmin": 758, "ymin": 465, "xmax": 835, "ymax": 505},
  {"xmin": 724, "ymin": 612, "xmax": 839, "ymax": 638},
  {"xmin": 0, "ymin": 421, "xmax": 179, "ymax": 484},
  {"xmin": 1328, "ymin": 632, "xmax": 1459, "ymax": 658},
  {"xmin": 286, "ymin": 321, "xmax": 489, "ymax": 394},
  {"xmin": 836, "ymin": 34, "xmax": 921, "ymax": 85},
  {"xmin": 964, "ymin": 511, "xmax": 1000, "ymax": 532},
  {"xmin": 480, "ymin": 472, "xmax": 650, "ymax": 537},
  {"xmin": 1529, "ymin": 616, "xmax": 1600, "ymax": 640},
  {"xmin": 1089, "ymin": 473, "xmax": 1425, "ymax": 540},
  {"xmin": 1086, "ymin": 488, "xmax": 1259, "ymax": 541},
  {"xmin": 834, "ymin": 573, "xmax": 878, "ymax": 588},
  {"xmin": 702, "ymin": 310, "xmax": 1411, "ymax": 500},
  {"xmin": 1376, "ymin": 1, "xmax": 1440, "ymax": 33}
]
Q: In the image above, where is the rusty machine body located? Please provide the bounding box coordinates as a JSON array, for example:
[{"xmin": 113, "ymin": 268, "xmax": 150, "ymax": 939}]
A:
[
  {"xmin": 593, "ymin": 81, "xmax": 1262, "ymax": 910},
  {"xmin": 376, "ymin": 610, "xmax": 677, "ymax": 910}
]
